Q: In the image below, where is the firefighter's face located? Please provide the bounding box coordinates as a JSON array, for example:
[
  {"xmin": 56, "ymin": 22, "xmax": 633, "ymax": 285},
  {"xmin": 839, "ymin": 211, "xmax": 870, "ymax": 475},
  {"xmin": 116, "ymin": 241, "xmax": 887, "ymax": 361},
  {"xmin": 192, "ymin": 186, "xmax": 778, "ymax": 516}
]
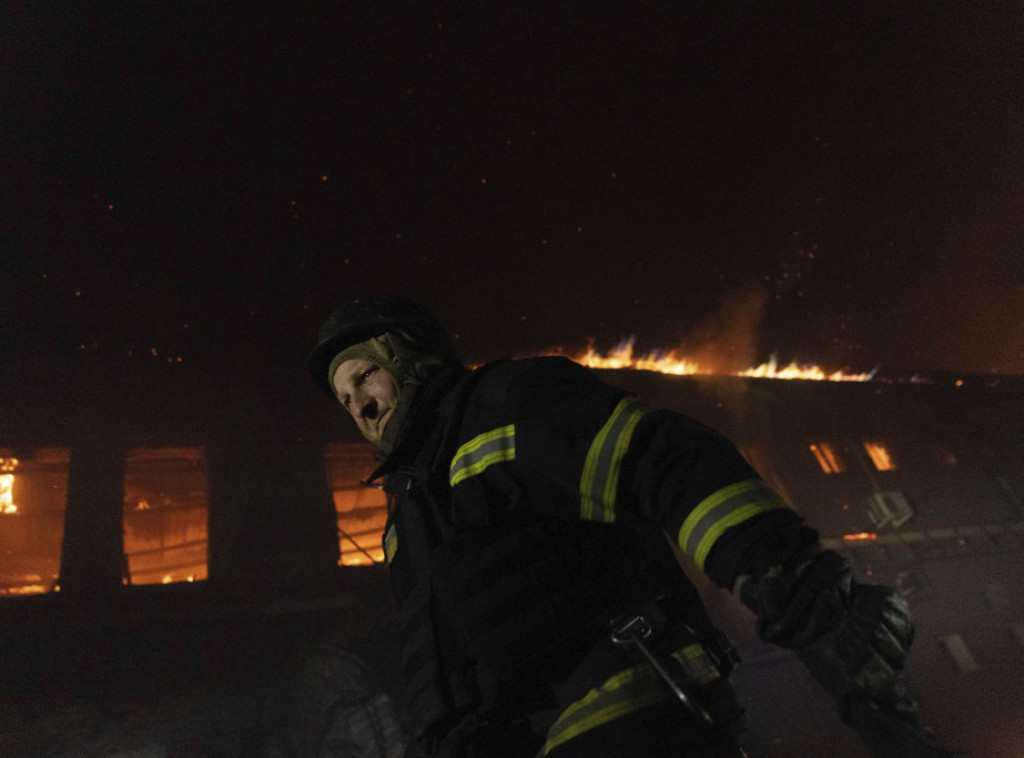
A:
[{"xmin": 332, "ymin": 358, "xmax": 399, "ymax": 445}]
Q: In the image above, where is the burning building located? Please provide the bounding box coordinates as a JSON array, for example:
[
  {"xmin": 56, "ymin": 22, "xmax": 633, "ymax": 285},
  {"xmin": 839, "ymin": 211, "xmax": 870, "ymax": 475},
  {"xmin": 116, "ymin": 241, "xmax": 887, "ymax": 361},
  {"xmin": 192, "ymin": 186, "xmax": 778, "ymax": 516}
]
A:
[{"xmin": 1, "ymin": 358, "xmax": 1022, "ymax": 756}]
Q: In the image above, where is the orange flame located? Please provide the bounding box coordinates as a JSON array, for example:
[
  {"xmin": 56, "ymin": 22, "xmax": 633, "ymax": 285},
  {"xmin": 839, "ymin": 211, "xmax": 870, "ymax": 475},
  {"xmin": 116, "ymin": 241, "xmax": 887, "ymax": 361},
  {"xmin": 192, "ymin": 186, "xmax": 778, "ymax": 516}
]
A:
[
  {"xmin": 544, "ymin": 338, "xmax": 876, "ymax": 382},
  {"xmin": 570, "ymin": 340, "xmax": 701, "ymax": 375},
  {"xmin": 0, "ymin": 458, "xmax": 18, "ymax": 514}
]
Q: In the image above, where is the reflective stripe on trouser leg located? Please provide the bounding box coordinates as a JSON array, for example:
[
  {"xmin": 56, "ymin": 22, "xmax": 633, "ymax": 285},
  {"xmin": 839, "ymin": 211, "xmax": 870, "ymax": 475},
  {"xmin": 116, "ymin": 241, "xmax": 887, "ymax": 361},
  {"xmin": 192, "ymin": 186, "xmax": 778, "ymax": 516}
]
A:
[{"xmin": 541, "ymin": 643, "xmax": 719, "ymax": 756}]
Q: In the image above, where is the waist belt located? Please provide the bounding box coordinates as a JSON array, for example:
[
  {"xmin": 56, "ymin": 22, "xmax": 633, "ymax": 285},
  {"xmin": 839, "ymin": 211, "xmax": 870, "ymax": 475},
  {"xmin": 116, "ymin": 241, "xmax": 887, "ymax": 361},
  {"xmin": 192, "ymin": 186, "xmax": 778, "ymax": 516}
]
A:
[{"xmin": 609, "ymin": 597, "xmax": 744, "ymax": 731}]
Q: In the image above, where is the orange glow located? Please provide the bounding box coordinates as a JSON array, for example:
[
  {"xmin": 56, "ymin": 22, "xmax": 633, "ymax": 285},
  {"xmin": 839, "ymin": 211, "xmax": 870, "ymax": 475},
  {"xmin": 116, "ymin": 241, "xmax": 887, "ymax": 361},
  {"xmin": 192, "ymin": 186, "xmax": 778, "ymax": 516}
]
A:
[
  {"xmin": 543, "ymin": 338, "xmax": 876, "ymax": 382},
  {"xmin": 0, "ymin": 449, "xmax": 69, "ymax": 596},
  {"xmin": 809, "ymin": 443, "xmax": 844, "ymax": 473},
  {"xmin": 3, "ymin": 583, "xmax": 48, "ymax": 595},
  {"xmin": 122, "ymin": 447, "xmax": 209, "ymax": 586},
  {"xmin": 569, "ymin": 340, "xmax": 701, "ymax": 375},
  {"xmin": 324, "ymin": 443, "xmax": 388, "ymax": 565},
  {"xmin": 843, "ymin": 533, "xmax": 878, "ymax": 541},
  {"xmin": 864, "ymin": 442, "xmax": 897, "ymax": 471},
  {"xmin": 738, "ymin": 356, "xmax": 875, "ymax": 382},
  {"xmin": 0, "ymin": 473, "xmax": 15, "ymax": 514}
]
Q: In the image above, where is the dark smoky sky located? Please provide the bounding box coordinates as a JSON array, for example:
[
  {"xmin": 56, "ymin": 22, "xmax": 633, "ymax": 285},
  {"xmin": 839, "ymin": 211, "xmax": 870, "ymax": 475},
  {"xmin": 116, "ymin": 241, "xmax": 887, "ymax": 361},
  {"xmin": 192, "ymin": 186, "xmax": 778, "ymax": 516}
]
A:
[{"xmin": 3, "ymin": 2, "xmax": 1023, "ymax": 381}]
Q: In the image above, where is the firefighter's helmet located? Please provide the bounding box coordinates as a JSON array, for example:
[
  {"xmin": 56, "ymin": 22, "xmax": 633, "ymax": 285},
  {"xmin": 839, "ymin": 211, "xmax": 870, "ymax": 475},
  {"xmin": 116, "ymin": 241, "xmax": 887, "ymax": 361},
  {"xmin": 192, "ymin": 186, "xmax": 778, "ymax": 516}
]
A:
[{"xmin": 307, "ymin": 294, "xmax": 459, "ymax": 397}]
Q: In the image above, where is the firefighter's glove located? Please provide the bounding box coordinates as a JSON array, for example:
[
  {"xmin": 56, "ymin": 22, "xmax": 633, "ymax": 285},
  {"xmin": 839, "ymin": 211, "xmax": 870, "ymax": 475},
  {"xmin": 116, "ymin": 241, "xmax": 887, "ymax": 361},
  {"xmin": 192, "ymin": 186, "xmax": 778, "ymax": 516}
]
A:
[
  {"xmin": 843, "ymin": 689, "xmax": 962, "ymax": 758},
  {"xmin": 744, "ymin": 551, "xmax": 956, "ymax": 757}
]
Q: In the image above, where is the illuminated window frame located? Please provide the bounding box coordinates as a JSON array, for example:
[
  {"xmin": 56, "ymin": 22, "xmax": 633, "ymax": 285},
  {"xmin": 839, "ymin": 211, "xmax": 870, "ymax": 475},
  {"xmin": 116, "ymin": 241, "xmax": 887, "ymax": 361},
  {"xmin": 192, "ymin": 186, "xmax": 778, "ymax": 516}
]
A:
[
  {"xmin": 809, "ymin": 442, "xmax": 844, "ymax": 474},
  {"xmin": 122, "ymin": 447, "xmax": 209, "ymax": 586},
  {"xmin": 323, "ymin": 443, "xmax": 388, "ymax": 566},
  {"xmin": 0, "ymin": 448, "xmax": 70, "ymax": 596},
  {"xmin": 863, "ymin": 441, "xmax": 897, "ymax": 471}
]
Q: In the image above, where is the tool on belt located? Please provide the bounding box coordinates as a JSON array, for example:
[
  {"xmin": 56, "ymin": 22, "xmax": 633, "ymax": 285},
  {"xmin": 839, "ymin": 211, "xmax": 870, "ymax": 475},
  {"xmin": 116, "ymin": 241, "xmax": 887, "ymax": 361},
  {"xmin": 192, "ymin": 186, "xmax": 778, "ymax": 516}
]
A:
[{"xmin": 610, "ymin": 611, "xmax": 716, "ymax": 726}]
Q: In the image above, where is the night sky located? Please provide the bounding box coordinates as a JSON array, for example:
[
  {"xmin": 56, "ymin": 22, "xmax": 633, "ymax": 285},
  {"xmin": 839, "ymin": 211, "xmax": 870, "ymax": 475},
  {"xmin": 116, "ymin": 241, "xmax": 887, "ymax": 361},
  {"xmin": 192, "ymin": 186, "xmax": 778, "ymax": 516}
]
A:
[{"xmin": 4, "ymin": 3, "xmax": 1024, "ymax": 386}]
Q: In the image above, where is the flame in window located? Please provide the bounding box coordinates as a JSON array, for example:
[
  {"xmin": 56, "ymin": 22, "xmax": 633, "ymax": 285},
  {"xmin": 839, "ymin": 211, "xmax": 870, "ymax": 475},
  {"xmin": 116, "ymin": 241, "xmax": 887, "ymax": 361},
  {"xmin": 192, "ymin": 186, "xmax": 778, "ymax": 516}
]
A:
[
  {"xmin": 0, "ymin": 458, "xmax": 18, "ymax": 514},
  {"xmin": 809, "ymin": 443, "xmax": 844, "ymax": 473},
  {"xmin": 864, "ymin": 442, "xmax": 897, "ymax": 471},
  {"xmin": 122, "ymin": 447, "xmax": 209, "ymax": 586},
  {"xmin": 0, "ymin": 474, "xmax": 15, "ymax": 515},
  {"xmin": 0, "ymin": 449, "xmax": 69, "ymax": 595},
  {"xmin": 324, "ymin": 443, "xmax": 387, "ymax": 566}
]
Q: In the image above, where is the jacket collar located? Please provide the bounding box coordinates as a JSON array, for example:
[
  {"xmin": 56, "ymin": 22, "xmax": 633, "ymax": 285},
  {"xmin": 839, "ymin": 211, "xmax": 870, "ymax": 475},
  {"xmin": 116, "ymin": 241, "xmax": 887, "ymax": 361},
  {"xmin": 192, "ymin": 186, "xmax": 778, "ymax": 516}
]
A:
[{"xmin": 366, "ymin": 364, "xmax": 470, "ymax": 482}]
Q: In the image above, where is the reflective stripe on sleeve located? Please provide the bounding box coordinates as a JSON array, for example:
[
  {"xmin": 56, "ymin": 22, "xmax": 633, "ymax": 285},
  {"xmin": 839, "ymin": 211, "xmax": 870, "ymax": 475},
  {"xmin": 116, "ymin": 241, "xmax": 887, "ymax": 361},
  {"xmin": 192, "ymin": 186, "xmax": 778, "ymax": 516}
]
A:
[
  {"xmin": 580, "ymin": 396, "xmax": 652, "ymax": 523},
  {"xmin": 449, "ymin": 424, "xmax": 516, "ymax": 487},
  {"xmin": 384, "ymin": 524, "xmax": 398, "ymax": 563},
  {"xmin": 678, "ymin": 479, "xmax": 790, "ymax": 570}
]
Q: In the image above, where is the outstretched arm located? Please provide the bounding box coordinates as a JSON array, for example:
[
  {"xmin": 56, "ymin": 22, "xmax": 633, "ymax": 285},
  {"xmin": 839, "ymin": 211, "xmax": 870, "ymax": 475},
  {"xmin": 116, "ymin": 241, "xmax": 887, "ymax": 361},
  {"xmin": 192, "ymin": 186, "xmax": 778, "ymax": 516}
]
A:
[
  {"xmin": 618, "ymin": 408, "xmax": 959, "ymax": 757},
  {"xmin": 709, "ymin": 518, "xmax": 960, "ymax": 758}
]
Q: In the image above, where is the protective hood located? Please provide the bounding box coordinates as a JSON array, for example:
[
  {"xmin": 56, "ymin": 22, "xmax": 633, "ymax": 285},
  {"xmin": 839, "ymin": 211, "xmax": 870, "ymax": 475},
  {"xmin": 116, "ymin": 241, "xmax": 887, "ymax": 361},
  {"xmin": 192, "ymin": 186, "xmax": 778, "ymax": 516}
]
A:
[{"xmin": 327, "ymin": 333, "xmax": 447, "ymax": 457}]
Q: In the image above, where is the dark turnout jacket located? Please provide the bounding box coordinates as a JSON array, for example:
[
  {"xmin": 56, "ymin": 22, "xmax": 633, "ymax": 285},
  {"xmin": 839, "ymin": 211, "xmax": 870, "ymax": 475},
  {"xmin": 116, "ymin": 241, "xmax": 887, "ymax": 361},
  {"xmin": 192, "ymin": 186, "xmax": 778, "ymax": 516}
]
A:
[{"xmin": 373, "ymin": 357, "xmax": 812, "ymax": 757}]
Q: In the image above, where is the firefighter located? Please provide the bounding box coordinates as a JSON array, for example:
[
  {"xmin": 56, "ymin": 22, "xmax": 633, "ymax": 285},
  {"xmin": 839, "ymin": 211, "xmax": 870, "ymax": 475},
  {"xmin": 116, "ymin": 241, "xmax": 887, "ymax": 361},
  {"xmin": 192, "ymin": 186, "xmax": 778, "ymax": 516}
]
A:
[{"xmin": 308, "ymin": 294, "xmax": 955, "ymax": 758}]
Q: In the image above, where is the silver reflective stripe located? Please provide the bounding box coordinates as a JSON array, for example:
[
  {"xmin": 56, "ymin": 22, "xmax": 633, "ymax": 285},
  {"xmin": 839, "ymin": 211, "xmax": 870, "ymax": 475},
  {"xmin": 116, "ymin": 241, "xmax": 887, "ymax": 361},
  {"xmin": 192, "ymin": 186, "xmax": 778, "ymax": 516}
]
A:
[
  {"xmin": 678, "ymin": 479, "xmax": 790, "ymax": 569},
  {"xmin": 580, "ymin": 396, "xmax": 652, "ymax": 523},
  {"xmin": 449, "ymin": 424, "xmax": 516, "ymax": 487}
]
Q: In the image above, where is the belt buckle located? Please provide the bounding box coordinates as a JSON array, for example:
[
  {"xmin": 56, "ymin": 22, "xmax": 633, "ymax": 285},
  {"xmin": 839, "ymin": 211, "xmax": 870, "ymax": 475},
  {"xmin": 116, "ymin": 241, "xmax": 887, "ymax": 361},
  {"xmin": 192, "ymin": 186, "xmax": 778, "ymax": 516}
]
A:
[{"xmin": 610, "ymin": 614, "xmax": 653, "ymax": 644}]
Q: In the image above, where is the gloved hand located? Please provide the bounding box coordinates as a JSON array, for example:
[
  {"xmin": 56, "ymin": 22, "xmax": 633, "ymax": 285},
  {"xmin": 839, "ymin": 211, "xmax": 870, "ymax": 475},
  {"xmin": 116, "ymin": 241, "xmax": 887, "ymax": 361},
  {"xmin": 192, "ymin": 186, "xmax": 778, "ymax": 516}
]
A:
[
  {"xmin": 744, "ymin": 550, "xmax": 960, "ymax": 757},
  {"xmin": 843, "ymin": 689, "xmax": 961, "ymax": 758},
  {"xmin": 793, "ymin": 581, "xmax": 959, "ymax": 757}
]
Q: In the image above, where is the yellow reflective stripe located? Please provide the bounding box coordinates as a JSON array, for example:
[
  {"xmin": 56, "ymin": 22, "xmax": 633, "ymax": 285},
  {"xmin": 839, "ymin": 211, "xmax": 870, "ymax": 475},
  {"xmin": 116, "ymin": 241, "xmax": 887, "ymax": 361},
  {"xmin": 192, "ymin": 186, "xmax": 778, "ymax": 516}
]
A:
[
  {"xmin": 580, "ymin": 396, "xmax": 652, "ymax": 523},
  {"xmin": 678, "ymin": 479, "xmax": 790, "ymax": 569},
  {"xmin": 384, "ymin": 524, "xmax": 398, "ymax": 563},
  {"xmin": 678, "ymin": 480, "xmax": 763, "ymax": 549},
  {"xmin": 541, "ymin": 639, "xmax": 718, "ymax": 754},
  {"xmin": 541, "ymin": 663, "xmax": 665, "ymax": 755},
  {"xmin": 452, "ymin": 447, "xmax": 515, "ymax": 486},
  {"xmin": 454, "ymin": 424, "xmax": 514, "ymax": 459},
  {"xmin": 692, "ymin": 500, "xmax": 786, "ymax": 569},
  {"xmin": 672, "ymin": 643, "xmax": 719, "ymax": 687},
  {"xmin": 449, "ymin": 424, "xmax": 516, "ymax": 486}
]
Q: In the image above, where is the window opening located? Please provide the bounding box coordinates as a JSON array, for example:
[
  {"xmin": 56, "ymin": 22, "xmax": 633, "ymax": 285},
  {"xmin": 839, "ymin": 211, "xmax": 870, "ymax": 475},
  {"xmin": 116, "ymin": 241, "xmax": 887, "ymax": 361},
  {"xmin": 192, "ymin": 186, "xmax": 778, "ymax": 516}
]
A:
[
  {"xmin": 863, "ymin": 441, "xmax": 897, "ymax": 471},
  {"xmin": 324, "ymin": 443, "xmax": 387, "ymax": 565},
  {"xmin": 0, "ymin": 448, "xmax": 69, "ymax": 596},
  {"xmin": 809, "ymin": 442, "xmax": 844, "ymax": 473},
  {"xmin": 123, "ymin": 447, "xmax": 208, "ymax": 585}
]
